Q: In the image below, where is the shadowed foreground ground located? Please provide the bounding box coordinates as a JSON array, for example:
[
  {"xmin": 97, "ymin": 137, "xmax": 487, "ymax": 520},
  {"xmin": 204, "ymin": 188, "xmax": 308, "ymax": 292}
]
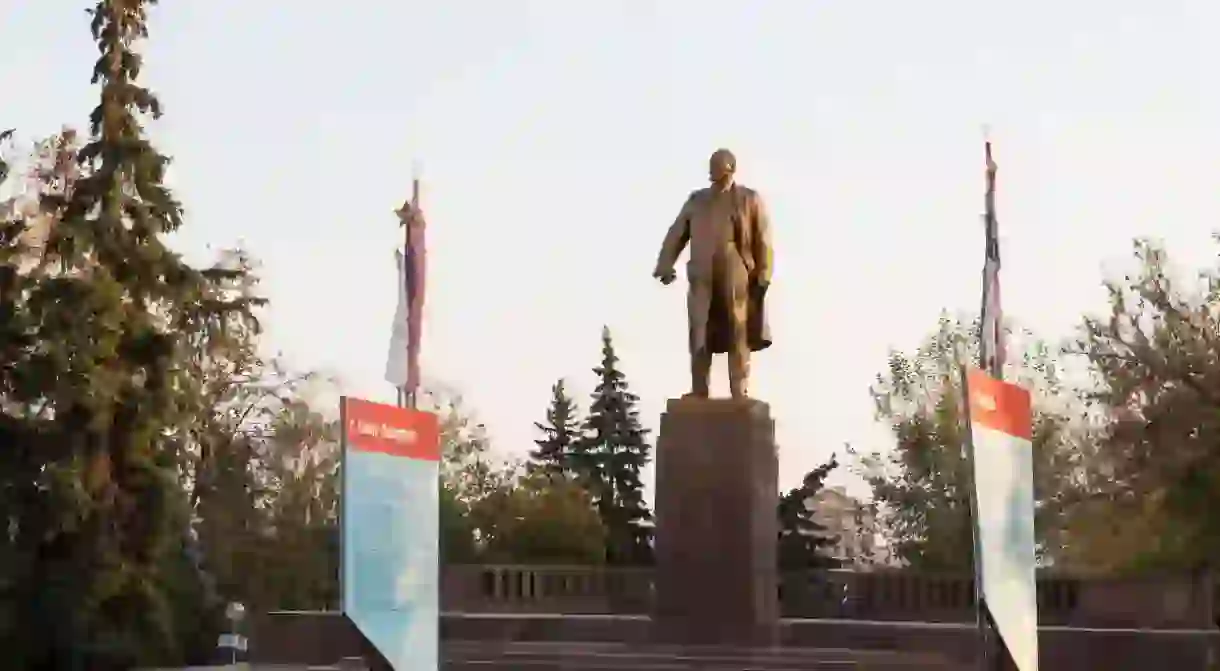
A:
[
  {"xmin": 157, "ymin": 639, "xmax": 970, "ymax": 670},
  {"xmin": 246, "ymin": 611, "xmax": 1220, "ymax": 670}
]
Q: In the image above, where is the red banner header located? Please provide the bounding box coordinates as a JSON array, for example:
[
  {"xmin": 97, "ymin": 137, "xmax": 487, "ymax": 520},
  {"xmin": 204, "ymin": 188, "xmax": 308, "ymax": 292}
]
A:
[
  {"xmin": 342, "ymin": 396, "xmax": 440, "ymax": 461},
  {"xmin": 967, "ymin": 368, "xmax": 1032, "ymax": 441}
]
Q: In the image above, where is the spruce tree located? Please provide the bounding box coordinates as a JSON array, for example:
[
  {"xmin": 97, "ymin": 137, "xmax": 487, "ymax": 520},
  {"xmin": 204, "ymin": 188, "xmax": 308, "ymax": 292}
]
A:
[
  {"xmin": 530, "ymin": 378, "xmax": 581, "ymax": 477},
  {"xmin": 2, "ymin": 2, "xmax": 253, "ymax": 667},
  {"xmin": 574, "ymin": 327, "xmax": 654, "ymax": 565},
  {"xmin": 777, "ymin": 454, "xmax": 841, "ymax": 570}
]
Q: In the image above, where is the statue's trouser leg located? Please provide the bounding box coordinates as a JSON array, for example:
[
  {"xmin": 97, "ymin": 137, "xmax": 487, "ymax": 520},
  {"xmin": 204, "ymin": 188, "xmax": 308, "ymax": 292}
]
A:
[
  {"xmin": 688, "ymin": 278, "xmax": 712, "ymax": 397},
  {"xmin": 721, "ymin": 267, "xmax": 751, "ymax": 399},
  {"xmin": 691, "ymin": 347, "xmax": 712, "ymax": 397},
  {"xmin": 728, "ymin": 346, "xmax": 750, "ymax": 398}
]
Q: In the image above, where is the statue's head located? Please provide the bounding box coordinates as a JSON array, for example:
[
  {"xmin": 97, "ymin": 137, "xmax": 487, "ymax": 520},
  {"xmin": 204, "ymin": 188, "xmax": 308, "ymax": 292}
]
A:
[{"xmin": 708, "ymin": 148, "xmax": 736, "ymax": 187}]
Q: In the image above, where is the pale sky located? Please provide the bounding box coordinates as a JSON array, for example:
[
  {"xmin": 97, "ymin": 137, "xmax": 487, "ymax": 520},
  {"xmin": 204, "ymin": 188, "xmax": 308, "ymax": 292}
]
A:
[{"xmin": 4, "ymin": 1, "xmax": 1220, "ymax": 496}]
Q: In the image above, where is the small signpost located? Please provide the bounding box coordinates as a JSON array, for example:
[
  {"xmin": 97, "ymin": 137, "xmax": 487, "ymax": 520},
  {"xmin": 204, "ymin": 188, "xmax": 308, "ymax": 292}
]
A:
[{"xmin": 216, "ymin": 601, "xmax": 247, "ymax": 665}]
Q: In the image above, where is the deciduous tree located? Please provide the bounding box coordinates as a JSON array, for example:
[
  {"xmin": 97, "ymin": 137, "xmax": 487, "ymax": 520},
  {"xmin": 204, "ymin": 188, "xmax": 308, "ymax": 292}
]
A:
[
  {"xmin": 256, "ymin": 398, "xmax": 342, "ymax": 610},
  {"xmin": 422, "ymin": 387, "xmax": 518, "ymax": 562},
  {"xmin": 1069, "ymin": 238, "xmax": 1220, "ymax": 572},
  {"xmin": 853, "ymin": 316, "xmax": 1090, "ymax": 571},
  {"xmin": 428, "ymin": 390, "xmax": 517, "ymax": 507},
  {"xmin": 472, "ymin": 471, "xmax": 607, "ymax": 565}
]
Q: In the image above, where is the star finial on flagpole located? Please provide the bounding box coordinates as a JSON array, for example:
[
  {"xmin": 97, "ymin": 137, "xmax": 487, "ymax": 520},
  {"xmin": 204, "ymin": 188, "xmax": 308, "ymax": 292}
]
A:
[
  {"xmin": 982, "ymin": 125, "xmax": 997, "ymax": 178},
  {"xmin": 395, "ymin": 167, "xmax": 425, "ymax": 228}
]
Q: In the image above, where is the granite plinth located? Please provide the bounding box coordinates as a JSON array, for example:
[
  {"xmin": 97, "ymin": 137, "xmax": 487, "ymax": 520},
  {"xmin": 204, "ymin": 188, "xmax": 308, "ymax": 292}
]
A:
[{"xmin": 653, "ymin": 397, "xmax": 779, "ymax": 646}]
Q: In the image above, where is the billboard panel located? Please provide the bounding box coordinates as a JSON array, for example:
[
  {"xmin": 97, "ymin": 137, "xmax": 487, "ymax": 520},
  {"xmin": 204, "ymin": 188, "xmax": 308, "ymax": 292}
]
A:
[
  {"xmin": 341, "ymin": 397, "xmax": 440, "ymax": 671},
  {"xmin": 967, "ymin": 369, "xmax": 1038, "ymax": 671}
]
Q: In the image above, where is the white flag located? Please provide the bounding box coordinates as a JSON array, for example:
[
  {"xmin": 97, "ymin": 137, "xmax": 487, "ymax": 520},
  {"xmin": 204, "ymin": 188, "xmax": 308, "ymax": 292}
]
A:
[{"xmin": 384, "ymin": 249, "xmax": 409, "ymax": 388}]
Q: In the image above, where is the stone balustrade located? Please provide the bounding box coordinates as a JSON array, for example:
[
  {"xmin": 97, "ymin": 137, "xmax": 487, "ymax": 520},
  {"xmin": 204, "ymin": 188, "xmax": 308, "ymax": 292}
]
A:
[
  {"xmin": 442, "ymin": 565, "xmax": 1216, "ymax": 628},
  {"xmin": 442, "ymin": 564, "xmax": 654, "ymax": 615}
]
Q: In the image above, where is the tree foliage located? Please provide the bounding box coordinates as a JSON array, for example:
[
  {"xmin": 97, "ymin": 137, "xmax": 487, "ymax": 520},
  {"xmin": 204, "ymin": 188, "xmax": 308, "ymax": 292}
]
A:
[
  {"xmin": 418, "ymin": 387, "xmax": 609, "ymax": 565},
  {"xmin": 254, "ymin": 399, "xmax": 341, "ymax": 610},
  {"xmin": 471, "ymin": 471, "xmax": 607, "ymax": 565},
  {"xmin": 421, "ymin": 388, "xmax": 522, "ymax": 563},
  {"xmin": 428, "ymin": 390, "xmax": 517, "ymax": 508},
  {"xmin": 572, "ymin": 327, "xmax": 654, "ymax": 565},
  {"xmin": 0, "ymin": 1, "xmax": 261, "ymax": 664},
  {"xmin": 530, "ymin": 378, "xmax": 581, "ymax": 478},
  {"xmin": 439, "ymin": 484, "xmax": 479, "ymax": 564},
  {"xmin": 854, "ymin": 316, "xmax": 1091, "ymax": 571},
  {"xmin": 777, "ymin": 454, "xmax": 841, "ymax": 570},
  {"xmin": 1068, "ymin": 238, "xmax": 1220, "ymax": 572}
]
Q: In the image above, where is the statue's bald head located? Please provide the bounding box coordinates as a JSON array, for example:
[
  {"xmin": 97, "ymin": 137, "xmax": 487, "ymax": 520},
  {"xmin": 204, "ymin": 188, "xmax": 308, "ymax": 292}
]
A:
[{"xmin": 708, "ymin": 148, "xmax": 737, "ymax": 188}]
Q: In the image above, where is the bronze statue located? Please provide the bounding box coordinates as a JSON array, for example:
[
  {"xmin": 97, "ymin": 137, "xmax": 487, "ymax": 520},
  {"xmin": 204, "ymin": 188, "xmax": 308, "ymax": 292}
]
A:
[{"xmin": 654, "ymin": 149, "xmax": 773, "ymax": 399}]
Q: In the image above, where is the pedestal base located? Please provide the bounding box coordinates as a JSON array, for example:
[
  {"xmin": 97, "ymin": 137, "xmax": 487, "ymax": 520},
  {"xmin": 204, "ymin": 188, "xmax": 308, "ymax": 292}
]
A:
[{"xmin": 653, "ymin": 397, "xmax": 779, "ymax": 646}]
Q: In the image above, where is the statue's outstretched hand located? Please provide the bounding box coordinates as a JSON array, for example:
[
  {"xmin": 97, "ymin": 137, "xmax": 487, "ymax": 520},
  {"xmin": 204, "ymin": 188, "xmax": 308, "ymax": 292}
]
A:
[{"xmin": 655, "ymin": 270, "xmax": 676, "ymax": 285}]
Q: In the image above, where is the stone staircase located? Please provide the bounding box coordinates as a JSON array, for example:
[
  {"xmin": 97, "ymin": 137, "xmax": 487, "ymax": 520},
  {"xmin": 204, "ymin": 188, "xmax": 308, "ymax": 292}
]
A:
[{"xmin": 441, "ymin": 641, "xmax": 969, "ymax": 670}]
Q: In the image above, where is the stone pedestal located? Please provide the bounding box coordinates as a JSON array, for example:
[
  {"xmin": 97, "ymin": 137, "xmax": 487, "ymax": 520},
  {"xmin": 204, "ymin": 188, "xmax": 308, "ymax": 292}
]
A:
[{"xmin": 653, "ymin": 397, "xmax": 779, "ymax": 646}]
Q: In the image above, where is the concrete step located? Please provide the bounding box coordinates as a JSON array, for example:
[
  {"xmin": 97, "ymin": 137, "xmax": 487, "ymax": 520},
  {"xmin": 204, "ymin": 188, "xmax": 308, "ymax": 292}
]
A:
[
  {"xmin": 444, "ymin": 658, "xmax": 960, "ymax": 670},
  {"xmin": 442, "ymin": 641, "xmax": 966, "ymax": 670}
]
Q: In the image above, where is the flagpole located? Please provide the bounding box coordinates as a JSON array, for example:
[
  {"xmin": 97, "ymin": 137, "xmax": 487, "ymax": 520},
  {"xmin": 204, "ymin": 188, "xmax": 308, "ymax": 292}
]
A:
[
  {"xmin": 395, "ymin": 177, "xmax": 405, "ymax": 410},
  {"xmin": 404, "ymin": 175, "xmax": 420, "ymax": 410},
  {"xmin": 968, "ymin": 129, "xmax": 1007, "ymax": 671},
  {"xmin": 974, "ymin": 131, "xmax": 992, "ymax": 671},
  {"xmin": 959, "ymin": 348, "xmax": 989, "ymax": 671}
]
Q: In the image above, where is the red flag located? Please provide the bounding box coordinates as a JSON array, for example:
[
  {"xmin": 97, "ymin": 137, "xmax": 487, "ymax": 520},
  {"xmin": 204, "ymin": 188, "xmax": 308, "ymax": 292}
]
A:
[
  {"xmin": 386, "ymin": 183, "xmax": 427, "ymax": 402},
  {"xmin": 402, "ymin": 195, "xmax": 426, "ymax": 399}
]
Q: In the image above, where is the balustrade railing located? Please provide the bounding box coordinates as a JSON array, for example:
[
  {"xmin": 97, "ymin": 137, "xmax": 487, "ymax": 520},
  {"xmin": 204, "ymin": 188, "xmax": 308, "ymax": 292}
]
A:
[
  {"xmin": 442, "ymin": 565, "xmax": 1216, "ymax": 628},
  {"xmin": 443, "ymin": 564, "xmax": 653, "ymax": 615}
]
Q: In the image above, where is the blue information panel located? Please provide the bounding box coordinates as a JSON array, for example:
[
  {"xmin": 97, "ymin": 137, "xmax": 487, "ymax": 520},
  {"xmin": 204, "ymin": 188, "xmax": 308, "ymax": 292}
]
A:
[
  {"xmin": 967, "ymin": 370, "xmax": 1039, "ymax": 671},
  {"xmin": 341, "ymin": 397, "xmax": 440, "ymax": 671}
]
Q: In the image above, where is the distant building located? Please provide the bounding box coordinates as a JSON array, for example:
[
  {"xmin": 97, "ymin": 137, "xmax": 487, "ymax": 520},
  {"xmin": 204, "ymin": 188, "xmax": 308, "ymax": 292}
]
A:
[{"xmin": 805, "ymin": 486, "xmax": 902, "ymax": 569}]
